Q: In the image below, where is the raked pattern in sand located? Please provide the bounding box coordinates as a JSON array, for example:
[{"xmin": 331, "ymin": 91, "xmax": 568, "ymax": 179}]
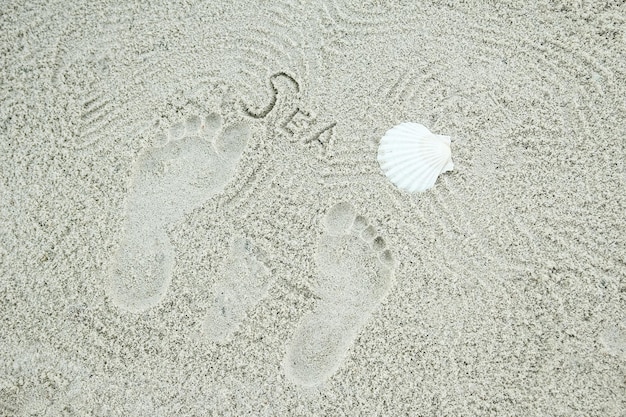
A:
[{"xmin": 1, "ymin": 1, "xmax": 624, "ymax": 415}]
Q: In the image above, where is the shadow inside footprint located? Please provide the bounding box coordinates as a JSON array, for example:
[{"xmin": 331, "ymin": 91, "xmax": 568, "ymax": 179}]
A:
[
  {"xmin": 284, "ymin": 202, "xmax": 395, "ymax": 387},
  {"xmin": 108, "ymin": 113, "xmax": 250, "ymax": 313}
]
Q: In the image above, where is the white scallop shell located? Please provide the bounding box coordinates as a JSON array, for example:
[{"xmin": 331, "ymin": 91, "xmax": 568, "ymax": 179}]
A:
[{"xmin": 377, "ymin": 123, "xmax": 454, "ymax": 193}]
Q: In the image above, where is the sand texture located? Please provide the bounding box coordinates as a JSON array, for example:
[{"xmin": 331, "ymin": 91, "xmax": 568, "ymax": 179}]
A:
[{"xmin": 1, "ymin": 1, "xmax": 625, "ymax": 415}]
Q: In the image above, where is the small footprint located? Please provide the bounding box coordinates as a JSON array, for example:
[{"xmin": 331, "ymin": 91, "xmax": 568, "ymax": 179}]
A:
[
  {"xmin": 599, "ymin": 323, "xmax": 626, "ymax": 360},
  {"xmin": 284, "ymin": 202, "xmax": 395, "ymax": 387},
  {"xmin": 0, "ymin": 343, "xmax": 92, "ymax": 416},
  {"xmin": 108, "ymin": 113, "xmax": 250, "ymax": 312},
  {"xmin": 203, "ymin": 236, "xmax": 272, "ymax": 344}
]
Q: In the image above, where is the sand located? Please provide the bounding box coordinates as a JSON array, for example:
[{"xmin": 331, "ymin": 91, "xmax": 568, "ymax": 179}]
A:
[{"xmin": 1, "ymin": 1, "xmax": 625, "ymax": 415}]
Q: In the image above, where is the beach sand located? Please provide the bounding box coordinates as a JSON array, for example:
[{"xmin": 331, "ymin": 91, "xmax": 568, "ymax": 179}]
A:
[{"xmin": 1, "ymin": 1, "xmax": 625, "ymax": 415}]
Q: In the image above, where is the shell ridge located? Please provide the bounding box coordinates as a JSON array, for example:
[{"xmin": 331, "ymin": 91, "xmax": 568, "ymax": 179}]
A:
[
  {"xmin": 397, "ymin": 159, "xmax": 437, "ymax": 191},
  {"xmin": 379, "ymin": 150, "xmax": 428, "ymax": 167}
]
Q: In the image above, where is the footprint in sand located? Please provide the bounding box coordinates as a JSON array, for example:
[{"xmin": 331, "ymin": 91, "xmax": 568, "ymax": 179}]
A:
[
  {"xmin": 203, "ymin": 236, "xmax": 272, "ymax": 344},
  {"xmin": 108, "ymin": 113, "xmax": 250, "ymax": 312},
  {"xmin": 284, "ymin": 202, "xmax": 395, "ymax": 387}
]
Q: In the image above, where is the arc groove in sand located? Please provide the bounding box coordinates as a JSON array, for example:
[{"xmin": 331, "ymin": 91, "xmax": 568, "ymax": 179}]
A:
[
  {"xmin": 48, "ymin": 23, "xmax": 168, "ymax": 152},
  {"xmin": 225, "ymin": 3, "xmax": 313, "ymax": 101},
  {"xmin": 330, "ymin": 171, "xmax": 517, "ymax": 290},
  {"xmin": 9, "ymin": 3, "xmax": 624, "ymax": 412},
  {"xmin": 322, "ymin": 0, "xmax": 420, "ymax": 35},
  {"xmin": 236, "ymin": 44, "xmax": 289, "ymax": 69},
  {"xmin": 352, "ymin": 7, "xmax": 626, "ymax": 286}
]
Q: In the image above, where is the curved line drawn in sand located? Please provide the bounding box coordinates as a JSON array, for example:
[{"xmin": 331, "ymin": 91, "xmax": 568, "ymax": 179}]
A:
[
  {"xmin": 284, "ymin": 202, "xmax": 395, "ymax": 387},
  {"xmin": 48, "ymin": 17, "xmax": 137, "ymax": 151},
  {"xmin": 224, "ymin": 1, "xmax": 323, "ymax": 116},
  {"xmin": 242, "ymin": 72, "xmax": 300, "ymax": 119},
  {"xmin": 107, "ymin": 113, "xmax": 250, "ymax": 313},
  {"xmin": 202, "ymin": 236, "xmax": 272, "ymax": 344}
]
